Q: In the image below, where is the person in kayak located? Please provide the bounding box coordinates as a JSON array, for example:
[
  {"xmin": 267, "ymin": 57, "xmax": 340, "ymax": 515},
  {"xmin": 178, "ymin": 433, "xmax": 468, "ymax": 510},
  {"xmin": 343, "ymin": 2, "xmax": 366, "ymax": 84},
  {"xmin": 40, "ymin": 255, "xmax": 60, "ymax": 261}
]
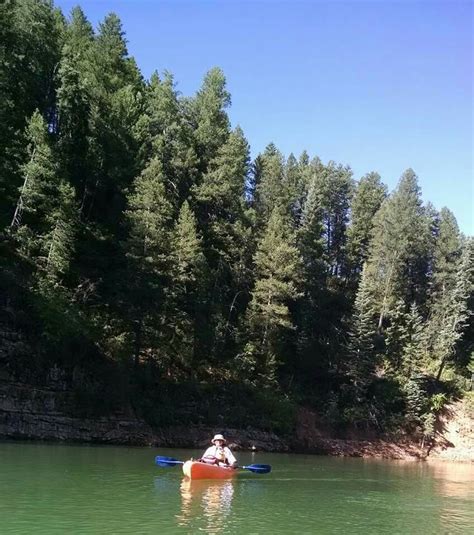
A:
[{"xmin": 200, "ymin": 434, "xmax": 237, "ymax": 467}]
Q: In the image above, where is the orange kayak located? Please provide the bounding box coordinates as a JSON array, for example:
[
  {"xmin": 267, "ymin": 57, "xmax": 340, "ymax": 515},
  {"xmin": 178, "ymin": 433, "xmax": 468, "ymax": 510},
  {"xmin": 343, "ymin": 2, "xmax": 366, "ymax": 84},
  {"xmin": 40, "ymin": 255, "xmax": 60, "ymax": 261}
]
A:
[{"xmin": 182, "ymin": 460, "xmax": 238, "ymax": 480}]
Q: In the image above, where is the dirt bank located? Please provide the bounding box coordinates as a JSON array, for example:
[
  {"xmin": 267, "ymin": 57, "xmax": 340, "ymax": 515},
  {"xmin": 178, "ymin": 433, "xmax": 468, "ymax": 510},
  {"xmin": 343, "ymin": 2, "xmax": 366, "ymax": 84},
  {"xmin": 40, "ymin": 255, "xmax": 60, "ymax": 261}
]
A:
[
  {"xmin": 292, "ymin": 402, "xmax": 473, "ymax": 462},
  {"xmin": 427, "ymin": 401, "xmax": 473, "ymax": 462}
]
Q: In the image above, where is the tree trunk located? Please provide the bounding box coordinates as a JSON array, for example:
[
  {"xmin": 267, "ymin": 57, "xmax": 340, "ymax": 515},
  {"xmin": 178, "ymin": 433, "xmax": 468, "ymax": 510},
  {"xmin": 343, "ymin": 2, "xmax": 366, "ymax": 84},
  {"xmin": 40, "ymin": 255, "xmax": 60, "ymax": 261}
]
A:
[
  {"xmin": 436, "ymin": 357, "xmax": 446, "ymax": 382},
  {"xmin": 11, "ymin": 148, "xmax": 36, "ymax": 228},
  {"xmin": 134, "ymin": 317, "xmax": 143, "ymax": 369}
]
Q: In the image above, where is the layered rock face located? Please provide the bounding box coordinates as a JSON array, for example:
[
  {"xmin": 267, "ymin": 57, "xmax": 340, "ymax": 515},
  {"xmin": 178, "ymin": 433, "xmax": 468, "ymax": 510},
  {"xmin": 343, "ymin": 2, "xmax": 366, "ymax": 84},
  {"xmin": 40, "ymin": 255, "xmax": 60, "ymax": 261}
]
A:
[
  {"xmin": 0, "ymin": 324, "xmax": 153, "ymax": 445},
  {"xmin": 1, "ymin": 325, "xmax": 471, "ymax": 459},
  {"xmin": 0, "ymin": 324, "xmax": 288, "ymax": 450},
  {"xmin": 0, "ymin": 375, "xmax": 290, "ymax": 451},
  {"xmin": 0, "ymin": 379, "xmax": 155, "ymax": 445}
]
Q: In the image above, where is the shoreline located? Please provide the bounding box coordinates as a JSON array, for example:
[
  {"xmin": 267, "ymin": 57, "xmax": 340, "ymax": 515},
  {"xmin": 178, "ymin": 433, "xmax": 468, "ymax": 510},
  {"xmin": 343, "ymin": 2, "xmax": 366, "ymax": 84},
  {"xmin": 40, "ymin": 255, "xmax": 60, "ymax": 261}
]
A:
[
  {"xmin": 0, "ymin": 422, "xmax": 472, "ymax": 463},
  {"xmin": 1, "ymin": 379, "xmax": 472, "ymax": 462}
]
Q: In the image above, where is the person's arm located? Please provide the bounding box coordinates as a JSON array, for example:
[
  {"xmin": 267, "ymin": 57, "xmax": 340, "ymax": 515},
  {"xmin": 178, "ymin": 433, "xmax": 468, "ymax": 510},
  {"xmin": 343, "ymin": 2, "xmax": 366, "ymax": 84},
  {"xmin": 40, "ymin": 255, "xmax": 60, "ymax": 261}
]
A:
[
  {"xmin": 224, "ymin": 447, "xmax": 237, "ymax": 467},
  {"xmin": 202, "ymin": 446, "xmax": 214, "ymax": 457}
]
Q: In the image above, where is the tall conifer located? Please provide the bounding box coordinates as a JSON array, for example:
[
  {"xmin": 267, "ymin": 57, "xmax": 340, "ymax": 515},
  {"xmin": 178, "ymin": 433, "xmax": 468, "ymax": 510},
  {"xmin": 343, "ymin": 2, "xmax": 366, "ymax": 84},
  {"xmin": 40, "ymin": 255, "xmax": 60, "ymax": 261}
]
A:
[
  {"xmin": 347, "ymin": 265, "xmax": 378, "ymax": 388},
  {"xmin": 1, "ymin": 0, "xmax": 62, "ymax": 227},
  {"xmin": 364, "ymin": 169, "xmax": 426, "ymax": 330},
  {"xmin": 138, "ymin": 71, "xmax": 198, "ymax": 208},
  {"xmin": 346, "ymin": 172, "xmax": 387, "ymax": 278},
  {"xmin": 193, "ymin": 127, "xmax": 252, "ymax": 360},
  {"xmin": 253, "ymin": 143, "xmax": 287, "ymax": 230},
  {"xmin": 167, "ymin": 201, "xmax": 207, "ymax": 373},
  {"xmin": 243, "ymin": 207, "xmax": 302, "ymax": 384},
  {"xmin": 123, "ymin": 158, "xmax": 173, "ymax": 365},
  {"xmin": 56, "ymin": 7, "xmax": 94, "ymax": 208},
  {"xmin": 428, "ymin": 238, "xmax": 473, "ymax": 380},
  {"xmin": 11, "ymin": 111, "xmax": 77, "ymax": 283},
  {"xmin": 192, "ymin": 67, "xmax": 231, "ymax": 168}
]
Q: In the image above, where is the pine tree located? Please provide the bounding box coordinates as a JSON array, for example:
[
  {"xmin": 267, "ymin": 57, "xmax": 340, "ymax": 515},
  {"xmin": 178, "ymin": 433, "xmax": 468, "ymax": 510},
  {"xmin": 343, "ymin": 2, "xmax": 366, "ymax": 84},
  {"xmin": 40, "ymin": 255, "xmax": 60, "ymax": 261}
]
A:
[
  {"xmin": 247, "ymin": 154, "xmax": 263, "ymax": 205},
  {"xmin": 400, "ymin": 302, "xmax": 426, "ymax": 377},
  {"xmin": 64, "ymin": 6, "xmax": 94, "ymax": 52},
  {"xmin": 299, "ymin": 171, "xmax": 326, "ymax": 277},
  {"xmin": 384, "ymin": 299, "xmax": 426, "ymax": 378},
  {"xmin": 64, "ymin": 12, "xmax": 145, "ymax": 345},
  {"xmin": 56, "ymin": 7, "xmax": 94, "ymax": 209},
  {"xmin": 191, "ymin": 67, "xmax": 231, "ymax": 169},
  {"xmin": 253, "ymin": 143, "xmax": 288, "ymax": 230},
  {"xmin": 296, "ymin": 150, "xmax": 313, "ymax": 215},
  {"xmin": 284, "ymin": 153, "xmax": 307, "ymax": 224},
  {"xmin": 294, "ymin": 167, "xmax": 328, "ymax": 378},
  {"xmin": 123, "ymin": 158, "xmax": 174, "ymax": 366},
  {"xmin": 432, "ymin": 208, "xmax": 462, "ymax": 295},
  {"xmin": 305, "ymin": 160, "xmax": 353, "ymax": 277},
  {"xmin": 243, "ymin": 207, "xmax": 303, "ymax": 385},
  {"xmin": 347, "ymin": 265, "xmax": 378, "ymax": 387},
  {"xmin": 194, "ymin": 126, "xmax": 250, "ymax": 263},
  {"xmin": 166, "ymin": 201, "xmax": 207, "ymax": 373},
  {"xmin": 409, "ymin": 201, "xmax": 437, "ymax": 312},
  {"xmin": 1, "ymin": 0, "xmax": 63, "ymax": 227},
  {"xmin": 94, "ymin": 12, "xmax": 141, "ymax": 92},
  {"xmin": 364, "ymin": 169, "xmax": 427, "ymax": 330},
  {"xmin": 384, "ymin": 299, "xmax": 409, "ymax": 373},
  {"xmin": 294, "ymin": 158, "xmax": 353, "ymax": 381},
  {"xmin": 11, "ymin": 111, "xmax": 58, "ymax": 241},
  {"xmin": 40, "ymin": 181, "xmax": 78, "ymax": 283},
  {"xmin": 125, "ymin": 158, "xmax": 173, "ymax": 282},
  {"xmin": 193, "ymin": 127, "xmax": 252, "ymax": 360},
  {"xmin": 82, "ymin": 12, "xmax": 143, "ymax": 225},
  {"xmin": 429, "ymin": 238, "xmax": 473, "ymax": 380},
  {"xmin": 346, "ymin": 172, "xmax": 387, "ymax": 278},
  {"xmin": 10, "ymin": 110, "xmax": 77, "ymax": 283},
  {"xmin": 137, "ymin": 71, "xmax": 198, "ymax": 208},
  {"xmin": 172, "ymin": 201, "xmax": 207, "ymax": 298}
]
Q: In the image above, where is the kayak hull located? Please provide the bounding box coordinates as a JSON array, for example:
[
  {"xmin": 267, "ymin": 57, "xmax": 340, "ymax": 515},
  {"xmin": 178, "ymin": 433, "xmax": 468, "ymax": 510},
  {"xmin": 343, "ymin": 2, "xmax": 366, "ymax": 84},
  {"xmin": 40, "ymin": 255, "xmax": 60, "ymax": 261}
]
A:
[{"xmin": 182, "ymin": 460, "xmax": 237, "ymax": 480}]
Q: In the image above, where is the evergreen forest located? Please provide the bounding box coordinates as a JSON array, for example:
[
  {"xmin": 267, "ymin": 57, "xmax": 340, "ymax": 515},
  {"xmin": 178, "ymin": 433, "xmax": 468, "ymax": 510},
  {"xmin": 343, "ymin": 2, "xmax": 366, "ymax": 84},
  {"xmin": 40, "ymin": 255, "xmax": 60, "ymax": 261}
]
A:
[{"xmin": 1, "ymin": 1, "xmax": 473, "ymax": 440}]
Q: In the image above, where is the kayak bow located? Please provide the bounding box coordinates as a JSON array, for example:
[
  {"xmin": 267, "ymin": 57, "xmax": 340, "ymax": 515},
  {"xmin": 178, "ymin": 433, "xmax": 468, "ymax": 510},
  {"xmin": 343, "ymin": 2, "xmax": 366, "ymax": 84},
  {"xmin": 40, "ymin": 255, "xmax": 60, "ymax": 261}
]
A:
[
  {"xmin": 182, "ymin": 460, "xmax": 237, "ymax": 480},
  {"xmin": 155, "ymin": 456, "xmax": 272, "ymax": 477}
]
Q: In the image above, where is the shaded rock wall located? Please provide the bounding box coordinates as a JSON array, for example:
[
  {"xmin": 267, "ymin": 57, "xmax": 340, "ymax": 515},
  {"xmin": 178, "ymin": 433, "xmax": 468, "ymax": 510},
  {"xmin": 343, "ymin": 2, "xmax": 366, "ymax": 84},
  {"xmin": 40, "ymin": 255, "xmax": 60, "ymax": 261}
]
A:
[
  {"xmin": 0, "ymin": 377, "xmax": 155, "ymax": 445},
  {"xmin": 1, "ymin": 374, "xmax": 472, "ymax": 460},
  {"xmin": 1, "ymin": 324, "xmax": 471, "ymax": 460},
  {"xmin": 0, "ymin": 324, "xmax": 290, "ymax": 451},
  {"xmin": 0, "ymin": 377, "xmax": 290, "ymax": 451},
  {"xmin": 0, "ymin": 323, "xmax": 153, "ymax": 445}
]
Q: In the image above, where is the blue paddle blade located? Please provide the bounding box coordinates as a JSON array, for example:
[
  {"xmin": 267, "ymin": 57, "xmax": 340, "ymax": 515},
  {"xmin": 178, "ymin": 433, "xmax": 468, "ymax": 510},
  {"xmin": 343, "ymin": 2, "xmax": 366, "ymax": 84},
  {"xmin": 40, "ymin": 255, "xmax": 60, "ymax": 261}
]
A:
[
  {"xmin": 242, "ymin": 464, "xmax": 271, "ymax": 474},
  {"xmin": 155, "ymin": 456, "xmax": 184, "ymax": 467}
]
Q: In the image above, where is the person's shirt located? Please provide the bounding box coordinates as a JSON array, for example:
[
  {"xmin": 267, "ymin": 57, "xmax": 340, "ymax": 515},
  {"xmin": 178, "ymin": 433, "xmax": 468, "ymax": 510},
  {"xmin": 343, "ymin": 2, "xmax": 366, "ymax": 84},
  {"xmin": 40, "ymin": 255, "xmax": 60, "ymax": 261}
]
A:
[{"xmin": 202, "ymin": 445, "xmax": 237, "ymax": 466}]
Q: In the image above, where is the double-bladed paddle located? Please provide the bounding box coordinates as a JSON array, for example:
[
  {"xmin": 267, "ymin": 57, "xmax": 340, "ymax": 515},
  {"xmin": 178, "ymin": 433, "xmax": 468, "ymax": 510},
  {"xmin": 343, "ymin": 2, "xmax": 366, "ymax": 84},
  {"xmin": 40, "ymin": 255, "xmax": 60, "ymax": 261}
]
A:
[{"xmin": 155, "ymin": 456, "xmax": 272, "ymax": 474}]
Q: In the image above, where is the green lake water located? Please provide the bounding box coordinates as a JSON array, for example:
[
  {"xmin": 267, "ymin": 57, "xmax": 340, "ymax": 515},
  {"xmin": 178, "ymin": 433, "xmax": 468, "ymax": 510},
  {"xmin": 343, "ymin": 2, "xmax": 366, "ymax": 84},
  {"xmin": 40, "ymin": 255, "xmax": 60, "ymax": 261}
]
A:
[{"xmin": 0, "ymin": 442, "xmax": 472, "ymax": 534}]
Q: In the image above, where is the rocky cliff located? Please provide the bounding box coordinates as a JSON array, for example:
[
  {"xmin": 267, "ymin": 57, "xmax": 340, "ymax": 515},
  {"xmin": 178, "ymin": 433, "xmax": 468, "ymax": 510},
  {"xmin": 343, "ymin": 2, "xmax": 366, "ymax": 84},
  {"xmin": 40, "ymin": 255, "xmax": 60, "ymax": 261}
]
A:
[{"xmin": 1, "ymin": 325, "xmax": 472, "ymax": 460}]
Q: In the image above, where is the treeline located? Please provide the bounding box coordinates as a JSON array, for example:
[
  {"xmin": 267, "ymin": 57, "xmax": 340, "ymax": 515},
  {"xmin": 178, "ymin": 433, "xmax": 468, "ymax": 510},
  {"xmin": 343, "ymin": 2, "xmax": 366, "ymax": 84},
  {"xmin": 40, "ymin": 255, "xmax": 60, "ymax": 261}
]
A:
[{"xmin": 1, "ymin": 1, "xmax": 472, "ymax": 436}]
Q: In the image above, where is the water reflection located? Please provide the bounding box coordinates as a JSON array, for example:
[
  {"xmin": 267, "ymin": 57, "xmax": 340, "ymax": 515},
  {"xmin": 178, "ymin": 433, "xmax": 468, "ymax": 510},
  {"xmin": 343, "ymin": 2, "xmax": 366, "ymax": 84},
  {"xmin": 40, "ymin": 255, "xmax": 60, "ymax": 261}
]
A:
[
  {"xmin": 431, "ymin": 462, "xmax": 474, "ymax": 534},
  {"xmin": 357, "ymin": 458, "xmax": 474, "ymax": 533},
  {"xmin": 429, "ymin": 461, "xmax": 474, "ymax": 499},
  {"xmin": 176, "ymin": 478, "xmax": 234, "ymax": 533}
]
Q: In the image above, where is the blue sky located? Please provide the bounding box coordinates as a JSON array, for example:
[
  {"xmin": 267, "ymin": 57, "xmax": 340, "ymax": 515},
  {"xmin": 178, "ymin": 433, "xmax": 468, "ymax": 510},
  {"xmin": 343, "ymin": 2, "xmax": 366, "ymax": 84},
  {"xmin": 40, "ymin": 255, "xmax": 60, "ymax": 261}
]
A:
[{"xmin": 55, "ymin": 0, "xmax": 473, "ymax": 235}]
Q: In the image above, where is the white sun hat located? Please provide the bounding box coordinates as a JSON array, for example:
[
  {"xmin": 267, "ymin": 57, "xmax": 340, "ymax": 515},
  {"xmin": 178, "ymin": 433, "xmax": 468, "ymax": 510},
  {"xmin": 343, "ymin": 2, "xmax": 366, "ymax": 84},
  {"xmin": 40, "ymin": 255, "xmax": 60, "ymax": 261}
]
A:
[{"xmin": 211, "ymin": 434, "xmax": 226, "ymax": 444}]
